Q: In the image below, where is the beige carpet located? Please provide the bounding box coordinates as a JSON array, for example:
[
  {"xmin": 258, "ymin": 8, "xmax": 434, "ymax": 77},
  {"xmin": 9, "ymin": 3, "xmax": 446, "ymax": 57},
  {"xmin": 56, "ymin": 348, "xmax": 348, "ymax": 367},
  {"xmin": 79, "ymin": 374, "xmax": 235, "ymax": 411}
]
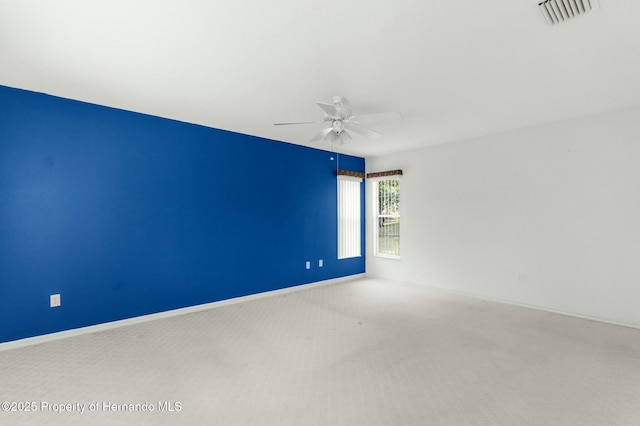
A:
[{"xmin": 1, "ymin": 278, "xmax": 640, "ymax": 425}]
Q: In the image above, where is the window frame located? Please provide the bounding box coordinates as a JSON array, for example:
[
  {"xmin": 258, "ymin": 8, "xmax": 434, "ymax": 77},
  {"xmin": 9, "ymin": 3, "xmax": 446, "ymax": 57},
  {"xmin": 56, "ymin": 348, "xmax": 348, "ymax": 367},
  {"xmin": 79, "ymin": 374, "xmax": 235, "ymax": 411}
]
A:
[{"xmin": 372, "ymin": 176, "xmax": 401, "ymax": 259}]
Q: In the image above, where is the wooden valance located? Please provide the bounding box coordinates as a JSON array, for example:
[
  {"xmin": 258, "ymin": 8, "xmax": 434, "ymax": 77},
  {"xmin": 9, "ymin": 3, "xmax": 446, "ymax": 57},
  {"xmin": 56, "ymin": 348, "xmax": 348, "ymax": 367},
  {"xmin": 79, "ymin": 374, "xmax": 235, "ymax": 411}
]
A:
[
  {"xmin": 335, "ymin": 169, "xmax": 366, "ymax": 178},
  {"xmin": 366, "ymin": 169, "xmax": 403, "ymax": 179}
]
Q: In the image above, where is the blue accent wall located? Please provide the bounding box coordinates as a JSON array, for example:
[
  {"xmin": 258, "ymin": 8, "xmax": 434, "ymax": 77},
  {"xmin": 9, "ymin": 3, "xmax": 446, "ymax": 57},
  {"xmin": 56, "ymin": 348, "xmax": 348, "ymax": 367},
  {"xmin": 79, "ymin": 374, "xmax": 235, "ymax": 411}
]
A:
[{"xmin": 0, "ymin": 85, "xmax": 365, "ymax": 343}]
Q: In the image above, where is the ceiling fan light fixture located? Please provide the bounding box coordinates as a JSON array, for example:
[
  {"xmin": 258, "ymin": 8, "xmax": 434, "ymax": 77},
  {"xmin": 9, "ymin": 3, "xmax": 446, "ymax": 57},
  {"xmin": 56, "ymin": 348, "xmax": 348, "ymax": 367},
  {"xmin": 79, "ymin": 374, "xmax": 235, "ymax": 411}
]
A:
[{"xmin": 332, "ymin": 120, "xmax": 346, "ymax": 132}]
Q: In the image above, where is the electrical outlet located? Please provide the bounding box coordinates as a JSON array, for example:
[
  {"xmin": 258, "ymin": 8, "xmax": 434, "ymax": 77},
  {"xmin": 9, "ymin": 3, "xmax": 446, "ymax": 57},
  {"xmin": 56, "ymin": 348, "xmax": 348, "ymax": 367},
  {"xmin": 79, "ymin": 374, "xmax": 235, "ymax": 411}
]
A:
[
  {"xmin": 50, "ymin": 294, "xmax": 61, "ymax": 308},
  {"xmin": 319, "ymin": 259, "xmax": 323, "ymax": 267},
  {"xmin": 305, "ymin": 261, "xmax": 311, "ymax": 270}
]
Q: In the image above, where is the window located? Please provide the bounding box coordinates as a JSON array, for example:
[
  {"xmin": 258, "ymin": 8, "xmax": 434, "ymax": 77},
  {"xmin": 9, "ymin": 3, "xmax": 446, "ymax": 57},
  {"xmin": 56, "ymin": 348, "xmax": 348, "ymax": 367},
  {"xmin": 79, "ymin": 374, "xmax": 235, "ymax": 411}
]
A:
[
  {"xmin": 373, "ymin": 178, "xmax": 400, "ymax": 258},
  {"xmin": 337, "ymin": 175, "xmax": 362, "ymax": 259}
]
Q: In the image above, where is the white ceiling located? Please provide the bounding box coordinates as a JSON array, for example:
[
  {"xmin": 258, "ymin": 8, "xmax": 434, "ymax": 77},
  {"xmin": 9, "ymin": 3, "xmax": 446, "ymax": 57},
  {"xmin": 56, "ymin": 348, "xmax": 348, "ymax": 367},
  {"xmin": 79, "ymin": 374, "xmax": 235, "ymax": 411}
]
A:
[{"xmin": 1, "ymin": 0, "xmax": 640, "ymax": 157}]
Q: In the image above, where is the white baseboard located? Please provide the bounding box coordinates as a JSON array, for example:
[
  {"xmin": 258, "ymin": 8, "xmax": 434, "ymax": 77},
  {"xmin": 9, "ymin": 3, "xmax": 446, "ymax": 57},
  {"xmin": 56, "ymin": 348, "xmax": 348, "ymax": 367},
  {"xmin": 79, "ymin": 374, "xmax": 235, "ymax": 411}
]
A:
[
  {"xmin": 0, "ymin": 274, "xmax": 365, "ymax": 352},
  {"xmin": 416, "ymin": 281, "xmax": 640, "ymax": 331}
]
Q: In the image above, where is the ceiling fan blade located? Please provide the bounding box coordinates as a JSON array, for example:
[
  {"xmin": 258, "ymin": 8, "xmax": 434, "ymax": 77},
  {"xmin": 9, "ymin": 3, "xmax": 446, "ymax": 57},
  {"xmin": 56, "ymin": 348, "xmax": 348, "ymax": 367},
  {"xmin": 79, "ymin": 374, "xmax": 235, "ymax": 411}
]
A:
[
  {"xmin": 310, "ymin": 127, "xmax": 333, "ymax": 142},
  {"xmin": 273, "ymin": 120, "xmax": 322, "ymax": 126},
  {"xmin": 316, "ymin": 102, "xmax": 337, "ymax": 117},
  {"xmin": 351, "ymin": 111, "xmax": 402, "ymax": 124},
  {"xmin": 338, "ymin": 131, "xmax": 352, "ymax": 144},
  {"xmin": 348, "ymin": 123, "xmax": 381, "ymax": 139}
]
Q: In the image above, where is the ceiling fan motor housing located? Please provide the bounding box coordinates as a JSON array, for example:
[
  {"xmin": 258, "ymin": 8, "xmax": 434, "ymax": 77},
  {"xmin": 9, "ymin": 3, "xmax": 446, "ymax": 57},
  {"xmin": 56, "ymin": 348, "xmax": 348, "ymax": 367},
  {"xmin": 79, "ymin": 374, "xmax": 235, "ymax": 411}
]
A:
[{"xmin": 331, "ymin": 96, "xmax": 352, "ymax": 119}]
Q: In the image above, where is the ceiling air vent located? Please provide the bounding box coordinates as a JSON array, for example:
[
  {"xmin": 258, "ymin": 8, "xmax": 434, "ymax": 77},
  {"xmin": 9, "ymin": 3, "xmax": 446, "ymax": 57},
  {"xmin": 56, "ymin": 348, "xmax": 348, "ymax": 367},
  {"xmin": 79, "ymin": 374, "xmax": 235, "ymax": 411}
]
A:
[{"xmin": 538, "ymin": 0, "xmax": 599, "ymax": 25}]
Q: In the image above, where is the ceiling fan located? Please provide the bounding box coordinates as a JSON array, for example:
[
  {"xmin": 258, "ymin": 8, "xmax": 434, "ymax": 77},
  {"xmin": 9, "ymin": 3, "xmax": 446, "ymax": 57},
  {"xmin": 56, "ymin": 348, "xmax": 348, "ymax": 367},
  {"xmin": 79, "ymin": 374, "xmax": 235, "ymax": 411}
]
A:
[{"xmin": 274, "ymin": 96, "xmax": 401, "ymax": 145}]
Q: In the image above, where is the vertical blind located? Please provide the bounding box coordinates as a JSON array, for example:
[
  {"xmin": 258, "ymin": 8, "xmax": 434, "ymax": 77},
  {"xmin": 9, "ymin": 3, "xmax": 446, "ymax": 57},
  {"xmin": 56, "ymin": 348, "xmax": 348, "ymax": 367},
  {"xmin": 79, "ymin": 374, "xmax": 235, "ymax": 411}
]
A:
[{"xmin": 337, "ymin": 175, "xmax": 362, "ymax": 259}]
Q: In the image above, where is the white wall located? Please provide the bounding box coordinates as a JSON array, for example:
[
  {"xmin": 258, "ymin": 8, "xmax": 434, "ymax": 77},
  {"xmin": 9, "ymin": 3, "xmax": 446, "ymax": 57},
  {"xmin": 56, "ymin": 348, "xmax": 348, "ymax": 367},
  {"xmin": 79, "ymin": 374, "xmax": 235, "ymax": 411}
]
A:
[{"xmin": 366, "ymin": 107, "xmax": 640, "ymax": 328}]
